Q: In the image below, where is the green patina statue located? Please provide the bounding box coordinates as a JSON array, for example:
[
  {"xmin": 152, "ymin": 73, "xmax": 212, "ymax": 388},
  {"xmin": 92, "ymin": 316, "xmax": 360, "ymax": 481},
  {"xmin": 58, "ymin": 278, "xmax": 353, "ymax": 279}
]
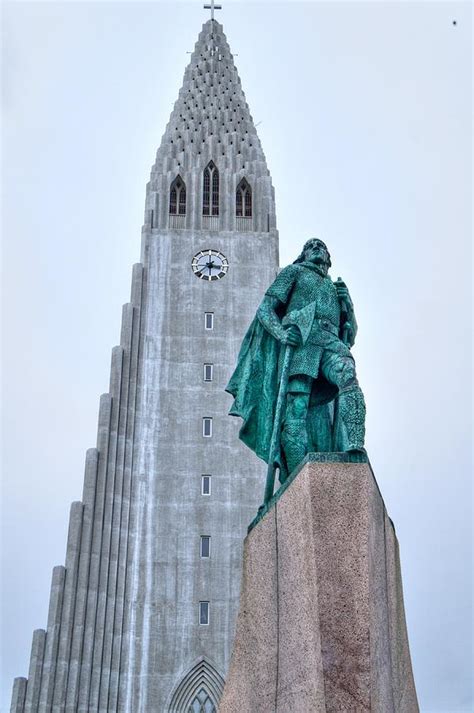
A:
[{"xmin": 226, "ymin": 238, "xmax": 366, "ymax": 504}]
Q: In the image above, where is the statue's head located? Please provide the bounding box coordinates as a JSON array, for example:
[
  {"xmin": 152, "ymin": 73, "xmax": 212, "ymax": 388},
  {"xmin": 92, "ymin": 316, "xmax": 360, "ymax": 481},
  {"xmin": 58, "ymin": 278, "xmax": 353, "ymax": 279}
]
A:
[{"xmin": 294, "ymin": 238, "xmax": 332, "ymax": 269}]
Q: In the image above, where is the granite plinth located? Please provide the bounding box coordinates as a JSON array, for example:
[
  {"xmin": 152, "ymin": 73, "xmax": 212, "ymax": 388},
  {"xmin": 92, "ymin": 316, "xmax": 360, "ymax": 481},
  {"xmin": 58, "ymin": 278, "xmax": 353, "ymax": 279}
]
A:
[{"xmin": 219, "ymin": 459, "xmax": 419, "ymax": 713}]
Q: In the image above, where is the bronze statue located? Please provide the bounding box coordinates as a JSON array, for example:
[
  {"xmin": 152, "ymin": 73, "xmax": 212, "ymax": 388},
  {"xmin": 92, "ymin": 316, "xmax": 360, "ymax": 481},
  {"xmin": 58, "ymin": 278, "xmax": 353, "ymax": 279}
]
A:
[{"xmin": 227, "ymin": 238, "xmax": 366, "ymax": 502}]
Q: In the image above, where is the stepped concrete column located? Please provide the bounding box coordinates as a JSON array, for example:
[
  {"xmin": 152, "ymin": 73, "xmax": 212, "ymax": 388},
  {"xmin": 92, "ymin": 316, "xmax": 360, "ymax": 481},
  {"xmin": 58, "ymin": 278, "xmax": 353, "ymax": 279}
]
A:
[
  {"xmin": 10, "ymin": 678, "xmax": 27, "ymax": 713},
  {"xmin": 37, "ymin": 565, "xmax": 66, "ymax": 710},
  {"xmin": 24, "ymin": 630, "xmax": 46, "ymax": 713},
  {"xmin": 219, "ymin": 457, "xmax": 419, "ymax": 713}
]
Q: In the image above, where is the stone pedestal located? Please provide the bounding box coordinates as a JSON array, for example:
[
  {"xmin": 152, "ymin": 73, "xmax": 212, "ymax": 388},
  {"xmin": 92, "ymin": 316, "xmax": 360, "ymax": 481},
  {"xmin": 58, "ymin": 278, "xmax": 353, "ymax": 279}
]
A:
[{"xmin": 219, "ymin": 457, "xmax": 419, "ymax": 713}]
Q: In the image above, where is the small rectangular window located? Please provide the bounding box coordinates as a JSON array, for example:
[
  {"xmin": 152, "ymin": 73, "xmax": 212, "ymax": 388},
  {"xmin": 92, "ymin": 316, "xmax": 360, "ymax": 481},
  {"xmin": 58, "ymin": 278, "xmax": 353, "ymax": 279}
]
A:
[
  {"xmin": 200, "ymin": 535, "xmax": 211, "ymax": 558},
  {"xmin": 204, "ymin": 312, "xmax": 214, "ymax": 330},
  {"xmin": 202, "ymin": 417, "xmax": 212, "ymax": 437},
  {"xmin": 203, "ymin": 363, "xmax": 213, "ymax": 382},
  {"xmin": 201, "ymin": 475, "xmax": 211, "ymax": 495},
  {"xmin": 199, "ymin": 601, "xmax": 209, "ymax": 625}
]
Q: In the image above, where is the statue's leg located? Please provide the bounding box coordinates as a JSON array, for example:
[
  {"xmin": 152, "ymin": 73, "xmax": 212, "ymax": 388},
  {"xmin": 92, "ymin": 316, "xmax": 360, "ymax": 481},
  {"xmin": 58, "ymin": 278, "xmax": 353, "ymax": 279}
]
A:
[
  {"xmin": 281, "ymin": 376, "xmax": 311, "ymax": 479},
  {"xmin": 320, "ymin": 352, "xmax": 366, "ymax": 452}
]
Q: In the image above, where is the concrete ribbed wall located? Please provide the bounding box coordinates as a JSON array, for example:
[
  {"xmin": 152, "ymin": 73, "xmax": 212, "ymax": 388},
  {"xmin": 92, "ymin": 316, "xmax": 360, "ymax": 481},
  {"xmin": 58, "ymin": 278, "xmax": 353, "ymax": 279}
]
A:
[{"xmin": 11, "ymin": 18, "xmax": 279, "ymax": 713}]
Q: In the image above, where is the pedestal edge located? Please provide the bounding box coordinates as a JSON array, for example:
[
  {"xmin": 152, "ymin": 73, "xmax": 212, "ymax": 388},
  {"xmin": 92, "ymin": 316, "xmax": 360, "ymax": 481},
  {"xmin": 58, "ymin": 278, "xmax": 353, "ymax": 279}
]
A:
[{"xmin": 248, "ymin": 451, "xmax": 391, "ymax": 534}]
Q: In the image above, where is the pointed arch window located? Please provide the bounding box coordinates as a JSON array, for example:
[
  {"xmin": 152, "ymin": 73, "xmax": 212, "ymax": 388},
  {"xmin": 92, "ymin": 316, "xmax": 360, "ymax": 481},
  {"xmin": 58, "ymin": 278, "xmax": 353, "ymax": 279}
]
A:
[
  {"xmin": 168, "ymin": 658, "xmax": 225, "ymax": 713},
  {"xmin": 189, "ymin": 688, "xmax": 216, "ymax": 713},
  {"xmin": 203, "ymin": 161, "xmax": 219, "ymax": 216},
  {"xmin": 236, "ymin": 178, "xmax": 252, "ymax": 217},
  {"xmin": 170, "ymin": 176, "xmax": 187, "ymax": 215}
]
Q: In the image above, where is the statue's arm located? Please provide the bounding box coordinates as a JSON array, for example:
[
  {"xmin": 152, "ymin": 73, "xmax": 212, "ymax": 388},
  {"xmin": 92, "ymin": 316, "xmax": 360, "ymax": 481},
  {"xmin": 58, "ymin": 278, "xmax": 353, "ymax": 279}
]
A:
[
  {"xmin": 257, "ymin": 295, "xmax": 300, "ymax": 346},
  {"xmin": 335, "ymin": 279, "xmax": 358, "ymax": 347},
  {"xmin": 348, "ymin": 294, "xmax": 358, "ymax": 344},
  {"xmin": 257, "ymin": 295, "xmax": 285, "ymax": 340},
  {"xmin": 343, "ymin": 287, "xmax": 358, "ymax": 345}
]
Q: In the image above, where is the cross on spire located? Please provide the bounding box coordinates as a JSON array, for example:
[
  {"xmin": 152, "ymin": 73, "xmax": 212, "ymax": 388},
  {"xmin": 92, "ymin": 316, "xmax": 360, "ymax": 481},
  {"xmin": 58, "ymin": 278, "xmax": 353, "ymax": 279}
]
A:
[{"xmin": 204, "ymin": 0, "xmax": 222, "ymax": 21}]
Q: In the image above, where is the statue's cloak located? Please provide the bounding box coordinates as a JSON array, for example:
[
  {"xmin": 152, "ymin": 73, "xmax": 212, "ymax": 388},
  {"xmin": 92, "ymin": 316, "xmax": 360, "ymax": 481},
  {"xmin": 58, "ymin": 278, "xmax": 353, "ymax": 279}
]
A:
[
  {"xmin": 226, "ymin": 316, "xmax": 280, "ymax": 464},
  {"xmin": 226, "ymin": 315, "xmax": 337, "ymax": 474}
]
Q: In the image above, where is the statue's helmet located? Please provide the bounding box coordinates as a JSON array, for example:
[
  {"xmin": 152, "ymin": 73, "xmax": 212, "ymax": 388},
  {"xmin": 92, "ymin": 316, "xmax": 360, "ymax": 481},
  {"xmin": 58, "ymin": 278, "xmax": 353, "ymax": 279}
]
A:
[{"xmin": 294, "ymin": 238, "xmax": 332, "ymax": 267}]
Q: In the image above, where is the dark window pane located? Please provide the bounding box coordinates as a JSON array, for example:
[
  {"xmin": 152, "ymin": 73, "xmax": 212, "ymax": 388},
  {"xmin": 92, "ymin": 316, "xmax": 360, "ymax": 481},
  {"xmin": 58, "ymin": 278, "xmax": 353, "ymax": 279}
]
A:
[
  {"xmin": 203, "ymin": 167, "xmax": 210, "ymax": 215},
  {"xmin": 236, "ymin": 178, "xmax": 252, "ymax": 217},
  {"xmin": 170, "ymin": 176, "xmax": 186, "ymax": 216},
  {"xmin": 200, "ymin": 536, "xmax": 210, "ymax": 558},
  {"xmin": 205, "ymin": 313, "xmax": 214, "ymax": 329},
  {"xmin": 245, "ymin": 187, "xmax": 252, "ymax": 217},
  {"xmin": 203, "ymin": 418, "xmax": 212, "ymax": 437},
  {"xmin": 203, "ymin": 161, "xmax": 218, "ymax": 216},
  {"xmin": 199, "ymin": 601, "xmax": 209, "ymax": 625},
  {"xmin": 169, "ymin": 186, "xmax": 177, "ymax": 214},
  {"xmin": 236, "ymin": 189, "xmax": 243, "ymax": 217},
  {"xmin": 211, "ymin": 166, "xmax": 219, "ymax": 216},
  {"xmin": 202, "ymin": 475, "xmax": 211, "ymax": 495},
  {"xmin": 178, "ymin": 184, "xmax": 186, "ymax": 215}
]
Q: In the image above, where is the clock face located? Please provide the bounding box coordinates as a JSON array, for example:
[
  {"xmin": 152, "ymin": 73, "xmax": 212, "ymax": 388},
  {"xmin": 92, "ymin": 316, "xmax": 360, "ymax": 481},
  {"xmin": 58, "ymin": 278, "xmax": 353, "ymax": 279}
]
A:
[{"xmin": 192, "ymin": 249, "xmax": 229, "ymax": 281}]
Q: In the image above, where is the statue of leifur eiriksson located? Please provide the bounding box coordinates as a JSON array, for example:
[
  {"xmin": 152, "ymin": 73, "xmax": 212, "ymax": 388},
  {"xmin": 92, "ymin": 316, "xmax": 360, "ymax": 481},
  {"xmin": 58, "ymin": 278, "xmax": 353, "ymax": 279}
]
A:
[{"xmin": 226, "ymin": 238, "xmax": 366, "ymax": 502}]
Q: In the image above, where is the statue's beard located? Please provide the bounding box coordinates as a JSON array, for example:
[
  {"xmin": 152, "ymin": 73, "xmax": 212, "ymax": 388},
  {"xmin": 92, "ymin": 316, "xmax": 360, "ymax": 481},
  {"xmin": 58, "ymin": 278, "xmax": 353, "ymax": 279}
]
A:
[
  {"xmin": 299, "ymin": 253, "xmax": 330, "ymax": 275},
  {"xmin": 312, "ymin": 259, "xmax": 329, "ymax": 275}
]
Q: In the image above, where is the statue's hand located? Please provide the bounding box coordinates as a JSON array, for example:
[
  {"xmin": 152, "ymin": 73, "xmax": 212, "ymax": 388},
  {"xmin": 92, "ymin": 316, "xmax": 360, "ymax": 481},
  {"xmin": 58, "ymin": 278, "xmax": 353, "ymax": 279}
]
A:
[
  {"xmin": 335, "ymin": 279, "xmax": 349, "ymax": 302},
  {"xmin": 280, "ymin": 325, "xmax": 302, "ymax": 347},
  {"xmin": 341, "ymin": 321, "xmax": 353, "ymax": 347}
]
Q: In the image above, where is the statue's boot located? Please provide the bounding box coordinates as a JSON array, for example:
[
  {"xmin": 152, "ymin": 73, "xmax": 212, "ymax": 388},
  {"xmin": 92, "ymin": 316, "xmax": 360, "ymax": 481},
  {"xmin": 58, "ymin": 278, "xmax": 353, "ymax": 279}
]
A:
[
  {"xmin": 281, "ymin": 417, "xmax": 308, "ymax": 477},
  {"xmin": 338, "ymin": 385, "xmax": 366, "ymax": 452}
]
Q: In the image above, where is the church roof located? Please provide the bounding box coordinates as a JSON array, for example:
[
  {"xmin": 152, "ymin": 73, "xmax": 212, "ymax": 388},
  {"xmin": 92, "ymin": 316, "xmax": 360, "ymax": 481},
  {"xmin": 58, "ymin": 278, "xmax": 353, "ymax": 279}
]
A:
[{"xmin": 151, "ymin": 19, "xmax": 270, "ymax": 179}]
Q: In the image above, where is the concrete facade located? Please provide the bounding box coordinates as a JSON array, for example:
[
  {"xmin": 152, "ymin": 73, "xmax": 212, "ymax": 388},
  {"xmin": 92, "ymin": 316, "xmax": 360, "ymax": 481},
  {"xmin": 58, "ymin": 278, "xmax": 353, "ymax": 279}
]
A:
[
  {"xmin": 219, "ymin": 459, "xmax": 419, "ymax": 713},
  {"xmin": 11, "ymin": 20, "xmax": 279, "ymax": 713}
]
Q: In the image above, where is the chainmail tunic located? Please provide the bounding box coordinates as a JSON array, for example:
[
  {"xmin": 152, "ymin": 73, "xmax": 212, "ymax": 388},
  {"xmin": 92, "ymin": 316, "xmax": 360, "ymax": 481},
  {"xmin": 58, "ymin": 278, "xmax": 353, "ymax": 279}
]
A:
[{"xmin": 266, "ymin": 263, "xmax": 353, "ymax": 380}]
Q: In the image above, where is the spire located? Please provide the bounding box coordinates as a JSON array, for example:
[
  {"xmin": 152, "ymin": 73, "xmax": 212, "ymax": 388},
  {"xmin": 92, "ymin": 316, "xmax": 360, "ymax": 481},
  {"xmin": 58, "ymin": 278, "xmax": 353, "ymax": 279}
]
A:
[{"xmin": 145, "ymin": 20, "xmax": 276, "ymax": 234}]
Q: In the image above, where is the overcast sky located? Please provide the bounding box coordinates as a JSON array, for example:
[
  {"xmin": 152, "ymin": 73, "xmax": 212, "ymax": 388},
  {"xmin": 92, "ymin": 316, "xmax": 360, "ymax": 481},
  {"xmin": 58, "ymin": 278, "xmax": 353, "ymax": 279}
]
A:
[{"xmin": 1, "ymin": 2, "xmax": 472, "ymax": 711}]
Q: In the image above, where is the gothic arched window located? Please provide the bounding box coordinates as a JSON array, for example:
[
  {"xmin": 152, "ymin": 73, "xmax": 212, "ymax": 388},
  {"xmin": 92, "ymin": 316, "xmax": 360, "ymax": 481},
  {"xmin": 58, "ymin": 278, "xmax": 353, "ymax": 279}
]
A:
[
  {"xmin": 203, "ymin": 161, "xmax": 219, "ymax": 216},
  {"xmin": 188, "ymin": 688, "xmax": 216, "ymax": 713},
  {"xmin": 236, "ymin": 178, "xmax": 252, "ymax": 217},
  {"xmin": 170, "ymin": 176, "xmax": 186, "ymax": 215},
  {"xmin": 168, "ymin": 658, "xmax": 224, "ymax": 713}
]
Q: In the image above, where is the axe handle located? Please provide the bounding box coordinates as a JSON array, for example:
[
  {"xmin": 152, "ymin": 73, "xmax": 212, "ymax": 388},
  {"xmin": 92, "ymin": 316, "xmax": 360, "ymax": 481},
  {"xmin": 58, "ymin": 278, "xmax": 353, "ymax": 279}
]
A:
[
  {"xmin": 263, "ymin": 344, "xmax": 293, "ymax": 506},
  {"xmin": 339, "ymin": 296, "xmax": 350, "ymax": 345}
]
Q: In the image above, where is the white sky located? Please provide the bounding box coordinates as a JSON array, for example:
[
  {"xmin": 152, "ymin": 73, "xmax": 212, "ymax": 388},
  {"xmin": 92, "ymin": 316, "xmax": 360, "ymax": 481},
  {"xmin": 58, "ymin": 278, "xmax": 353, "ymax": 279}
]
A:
[{"xmin": 1, "ymin": 2, "xmax": 472, "ymax": 711}]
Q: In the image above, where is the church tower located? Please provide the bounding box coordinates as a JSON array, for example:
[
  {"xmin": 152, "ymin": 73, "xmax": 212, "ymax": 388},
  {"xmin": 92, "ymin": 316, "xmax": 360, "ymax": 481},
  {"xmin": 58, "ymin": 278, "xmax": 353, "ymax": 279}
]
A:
[{"xmin": 10, "ymin": 18, "xmax": 279, "ymax": 713}]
